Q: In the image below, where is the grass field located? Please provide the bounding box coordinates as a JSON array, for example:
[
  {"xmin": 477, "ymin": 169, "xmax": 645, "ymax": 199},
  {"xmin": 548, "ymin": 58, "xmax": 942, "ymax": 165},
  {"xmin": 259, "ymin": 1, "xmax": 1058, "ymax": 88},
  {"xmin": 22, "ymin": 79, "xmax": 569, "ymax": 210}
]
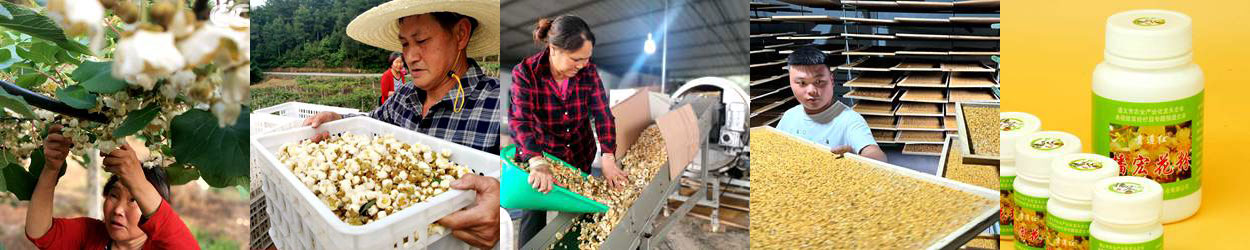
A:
[{"xmin": 250, "ymin": 76, "xmax": 383, "ymax": 112}]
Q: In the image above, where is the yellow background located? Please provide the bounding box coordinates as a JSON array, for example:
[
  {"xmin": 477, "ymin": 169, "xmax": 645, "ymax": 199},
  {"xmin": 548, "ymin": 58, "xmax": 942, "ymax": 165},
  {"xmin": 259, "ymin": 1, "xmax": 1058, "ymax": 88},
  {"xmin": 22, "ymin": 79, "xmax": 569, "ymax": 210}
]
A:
[{"xmin": 1002, "ymin": 1, "xmax": 1250, "ymax": 249}]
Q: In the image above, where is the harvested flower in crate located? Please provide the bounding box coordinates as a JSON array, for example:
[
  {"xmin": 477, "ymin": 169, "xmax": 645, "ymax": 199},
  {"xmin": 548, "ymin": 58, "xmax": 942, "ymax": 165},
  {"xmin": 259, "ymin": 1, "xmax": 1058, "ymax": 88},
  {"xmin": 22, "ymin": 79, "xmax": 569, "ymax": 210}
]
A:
[{"xmin": 278, "ymin": 133, "xmax": 472, "ymax": 227}]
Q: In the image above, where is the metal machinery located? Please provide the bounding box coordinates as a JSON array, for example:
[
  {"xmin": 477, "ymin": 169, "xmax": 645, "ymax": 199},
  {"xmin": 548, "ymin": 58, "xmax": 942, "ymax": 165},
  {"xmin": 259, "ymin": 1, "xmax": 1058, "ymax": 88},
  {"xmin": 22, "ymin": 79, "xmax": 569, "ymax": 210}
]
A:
[{"xmin": 520, "ymin": 77, "xmax": 750, "ymax": 250}]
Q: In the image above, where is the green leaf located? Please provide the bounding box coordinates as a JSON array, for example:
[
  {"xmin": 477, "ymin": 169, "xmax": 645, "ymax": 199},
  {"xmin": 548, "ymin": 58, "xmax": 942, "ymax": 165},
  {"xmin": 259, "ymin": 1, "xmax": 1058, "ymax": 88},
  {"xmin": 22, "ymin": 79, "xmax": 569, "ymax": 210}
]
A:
[
  {"xmin": 0, "ymin": 89, "xmax": 35, "ymax": 119},
  {"xmin": 27, "ymin": 41, "xmax": 56, "ymax": 64},
  {"xmin": 0, "ymin": 2, "xmax": 89, "ymax": 55},
  {"xmin": 0, "ymin": 4, "xmax": 13, "ymax": 20},
  {"xmin": 56, "ymin": 85, "xmax": 96, "ymax": 109},
  {"xmin": 165, "ymin": 163, "xmax": 200, "ymax": 185},
  {"xmin": 113, "ymin": 103, "xmax": 160, "ymax": 138},
  {"xmin": 171, "ymin": 107, "xmax": 250, "ymax": 188},
  {"xmin": 0, "ymin": 151, "xmax": 16, "ymax": 167},
  {"xmin": 3, "ymin": 163, "xmax": 34, "ymax": 200},
  {"xmin": 71, "ymin": 61, "xmax": 127, "ymax": 94},
  {"xmin": 54, "ymin": 50, "xmax": 76, "ymax": 64},
  {"xmin": 15, "ymin": 72, "xmax": 44, "ymax": 88}
]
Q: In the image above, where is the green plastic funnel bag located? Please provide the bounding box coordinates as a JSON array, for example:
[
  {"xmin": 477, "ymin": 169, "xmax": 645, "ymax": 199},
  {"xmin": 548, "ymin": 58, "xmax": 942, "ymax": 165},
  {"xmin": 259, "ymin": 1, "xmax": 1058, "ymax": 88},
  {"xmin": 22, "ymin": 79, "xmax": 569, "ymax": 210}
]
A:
[{"xmin": 500, "ymin": 145, "xmax": 609, "ymax": 213}]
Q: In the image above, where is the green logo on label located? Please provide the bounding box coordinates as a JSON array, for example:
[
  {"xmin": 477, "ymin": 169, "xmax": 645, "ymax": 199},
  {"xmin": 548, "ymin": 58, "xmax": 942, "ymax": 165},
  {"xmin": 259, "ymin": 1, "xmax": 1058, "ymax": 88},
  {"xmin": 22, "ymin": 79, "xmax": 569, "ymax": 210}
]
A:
[
  {"xmin": 1002, "ymin": 118, "xmax": 1025, "ymax": 131},
  {"xmin": 1031, "ymin": 138, "xmax": 1065, "ymax": 151},
  {"xmin": 1069, "ymin": 159, "xmax": 1104, "ymax": 171},
  {"xmin": 1109, "ymin": 182, "xmax": 1145, "ymax": 194},
  {"xmin": 1133, "ymin": 17, "xmax": 1166, "ymax": 26}
]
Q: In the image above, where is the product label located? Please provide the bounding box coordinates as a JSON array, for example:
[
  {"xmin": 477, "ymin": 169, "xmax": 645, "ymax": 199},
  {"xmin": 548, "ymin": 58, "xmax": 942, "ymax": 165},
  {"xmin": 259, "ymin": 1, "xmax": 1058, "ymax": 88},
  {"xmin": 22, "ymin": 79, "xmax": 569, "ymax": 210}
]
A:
[
  {"xmin": 1014, "ymin": 192, "xmax": 1047, "ymax": 248},
  {"xmin": 1109, "ymin": 182, "xmax": 1146, "ymax": 194},
  {"xmin": 1001, "ymin": 176, "xmax": 1016, "ymax": 236},
  {"xmin": 1045, "ymin": 212, "xmax": 1091, "ymax": 249},
  {"xmin": 1030, "ymin": 137, "xmax": 1066, "ymax": 151},
  {"xmin": 1069, "ymin": 158, "xmax": 1105, "ymax": 171},
  {"xmin": 1093, "ymin": 92, "xmax": 1203, "ymax": 200},
  {"xmin": 1091, "ymin": 235, "xmax": 1163, "ymax": 250},
  {"xmin": 1003, "ymin": 117, "xmax": 1025, "ymax": 131}
]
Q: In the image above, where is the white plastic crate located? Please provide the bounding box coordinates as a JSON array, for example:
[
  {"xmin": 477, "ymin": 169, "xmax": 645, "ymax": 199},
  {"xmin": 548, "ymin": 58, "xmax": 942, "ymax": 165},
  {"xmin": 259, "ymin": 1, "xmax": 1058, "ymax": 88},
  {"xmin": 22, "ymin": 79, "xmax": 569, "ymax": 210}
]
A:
[
  {"xmin": 254, "ymin": 101, "xmax": 365, "ymax": 120},
  {"xmin": 253, "ymin": 117, "xmax": 501, "ymax": 249},
  {"xmin": 251, "ymin": 113, "xmax": 302, "ymax": 136}
]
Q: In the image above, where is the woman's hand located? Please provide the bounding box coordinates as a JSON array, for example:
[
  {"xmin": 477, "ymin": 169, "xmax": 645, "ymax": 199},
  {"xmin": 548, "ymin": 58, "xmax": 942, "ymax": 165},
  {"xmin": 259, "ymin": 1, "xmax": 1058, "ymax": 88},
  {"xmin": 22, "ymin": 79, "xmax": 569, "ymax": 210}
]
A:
[
  {"xmin": 26, "ymin": 125, "xmax": 74, "ymax": 239},
  {"xmin": 102, "ymin": 144, "xmax": 162, "ymax": 215},
  {"xmin": 601, "ymin": 154, "xmax": 628, "ymax": 190},
  {"xmin": 527, "ymin": 157, "xmax": 557, "ymax": 194},
  {"xmin": 41, "ymin": 125, "xmax": 73, "ymax": 176}
]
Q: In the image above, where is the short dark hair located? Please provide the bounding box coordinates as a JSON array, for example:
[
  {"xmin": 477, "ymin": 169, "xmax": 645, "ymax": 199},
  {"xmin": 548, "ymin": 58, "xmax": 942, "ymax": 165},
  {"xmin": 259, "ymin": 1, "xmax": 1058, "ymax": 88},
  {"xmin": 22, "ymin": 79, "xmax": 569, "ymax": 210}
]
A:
[
  {"xmin": 103, "ymin": 167, "xmax": 173, "ymax": 205},
  {"xmin": 429, "ymin": 12, "xmax": 479, "ymax": 34},
  {"xmin": 533, "ymin": 15, "xmax": 596, "ymax": 51},
  {"xmin": 787, "ymin": 46, "xmax": 827, "ymax": 66},
  {"xmin": 402, "ymin": 12, "xmax": 479, "ymax": 35},
  {"xmin": 388, "ymin": 52, "xmax": 402, "ymax": 62}
]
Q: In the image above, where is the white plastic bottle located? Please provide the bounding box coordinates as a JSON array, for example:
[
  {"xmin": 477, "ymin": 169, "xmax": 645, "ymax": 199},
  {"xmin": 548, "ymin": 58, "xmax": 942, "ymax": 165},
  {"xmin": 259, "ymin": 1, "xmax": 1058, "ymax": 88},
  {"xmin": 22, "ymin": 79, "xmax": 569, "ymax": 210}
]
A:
[
  {"xmin": 1090, "ymin": 176, "xmax": 1165, "ymax": 249},
  {"xmin": 1045, "ymin": 153, "xmax": 1119, "ymax": 249},
  {"xmin": 999, "ymin": 112, "xmax": 1041, "ymax": 240},
  {"xmin": 1013, "ymin": 131, "xmax": 1081, "ymax": 249},
  {"xmin": 1092, "ymin": 9, "xmax": 1203, "ymax": 224}
]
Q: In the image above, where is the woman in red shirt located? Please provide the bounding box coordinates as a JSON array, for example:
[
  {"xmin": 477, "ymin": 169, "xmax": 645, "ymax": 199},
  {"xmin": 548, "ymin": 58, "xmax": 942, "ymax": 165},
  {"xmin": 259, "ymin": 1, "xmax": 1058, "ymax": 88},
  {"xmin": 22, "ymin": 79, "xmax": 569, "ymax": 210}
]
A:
[
  {"xmin": 379, "ymin": 52, "xmax": 406, "ymax": 105},
  {"xmin": 509, "ymin": 15, "xmax": 626, "ymax": 246},
  {"xmin": 25, "ymin": 125, "xmax": 199, "ymax": 249}
]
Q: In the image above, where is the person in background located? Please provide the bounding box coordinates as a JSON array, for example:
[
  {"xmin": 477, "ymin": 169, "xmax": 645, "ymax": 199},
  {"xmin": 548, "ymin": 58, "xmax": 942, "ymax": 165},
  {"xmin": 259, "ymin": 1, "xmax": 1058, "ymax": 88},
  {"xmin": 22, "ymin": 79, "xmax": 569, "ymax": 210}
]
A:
[
  {"xmin": 25, "ymin": 125, "xmax": 199, "ymax": 249},
  {"xmin": 380, "ymin": 52, "xmax": 405, "ymax": 105},
  {"xmin": 305, "ymin": 0, "xmax": 502, "ymax": 247},
  {"xmin": 509, "ymin": 15, "xmax": 626, "ymax": 246},
  {"xmin": 776, "ymin": 46, "xmax": 888, "ymax": 162}
]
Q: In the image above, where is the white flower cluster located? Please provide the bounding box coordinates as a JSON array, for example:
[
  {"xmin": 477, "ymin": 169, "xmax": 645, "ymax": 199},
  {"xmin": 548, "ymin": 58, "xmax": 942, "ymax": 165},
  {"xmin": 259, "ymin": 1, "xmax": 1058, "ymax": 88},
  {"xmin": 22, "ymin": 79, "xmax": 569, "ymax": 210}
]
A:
[
  {"xmin": 278, "ymin": 133, "xmax": 474, "ymax": 226},
  {"xmin": 48, "ymin": 0, "xmax": 250, "ymax": 127}
]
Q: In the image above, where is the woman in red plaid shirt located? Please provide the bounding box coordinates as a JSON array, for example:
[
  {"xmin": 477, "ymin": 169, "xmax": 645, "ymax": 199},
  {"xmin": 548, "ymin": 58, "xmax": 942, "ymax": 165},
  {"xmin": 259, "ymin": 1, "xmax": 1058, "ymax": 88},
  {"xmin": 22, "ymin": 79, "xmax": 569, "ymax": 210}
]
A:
[{"xmin": 509, "ymin": 15, "xmax": 627, "ymax": 246}]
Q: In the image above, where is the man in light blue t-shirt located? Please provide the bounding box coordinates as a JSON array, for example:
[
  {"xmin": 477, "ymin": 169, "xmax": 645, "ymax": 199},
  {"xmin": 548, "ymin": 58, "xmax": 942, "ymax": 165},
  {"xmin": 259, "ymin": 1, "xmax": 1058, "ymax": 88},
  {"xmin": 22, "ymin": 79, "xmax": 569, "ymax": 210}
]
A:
[{"xmin": 775, "ymin": 46, "xmax": 888, "ymax": 162}]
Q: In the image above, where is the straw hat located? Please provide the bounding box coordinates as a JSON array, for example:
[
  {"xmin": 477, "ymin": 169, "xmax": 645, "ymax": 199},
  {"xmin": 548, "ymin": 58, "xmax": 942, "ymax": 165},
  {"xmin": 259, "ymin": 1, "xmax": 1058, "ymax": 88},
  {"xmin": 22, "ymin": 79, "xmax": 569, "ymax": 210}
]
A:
[{"xmin": 346, "ymin": 0, "xmax": 499, "ymax": 57}]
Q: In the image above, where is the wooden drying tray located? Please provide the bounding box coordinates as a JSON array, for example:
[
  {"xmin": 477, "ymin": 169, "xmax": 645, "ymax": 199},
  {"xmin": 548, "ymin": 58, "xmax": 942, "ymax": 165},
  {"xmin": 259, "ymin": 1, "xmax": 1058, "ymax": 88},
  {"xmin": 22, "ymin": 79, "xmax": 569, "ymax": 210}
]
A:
[
  {"xmin": 778, "ymin": 48, "xmax": 845, "ymax": 55},
  {"xmin": 750, "ymin": 17, "xmax": 776, "ymax": 23},
  {"xmin": 948, "ymin": 72, "xmax": 998, "ymax": 88},
  {"xmin": 897, "ymin": 72, "xmax": 948, "ymax": 88},
  {"xmin": 763, "ymin": 42, "xmax": 799, "ymax": 49},
  {"xmin": 872, "ymin": 130, "xmax": 899, "ymax": 143},
  {"xmin": 896, "ymin": 49, "xmax": 949, "ymax": 56},
  {"xmin": 953, "ymin": 102, "xmax": 1001, "ymax": 163},
  {"xmin": 750, "ymin": 96, "xmax": 796, "ymax": 118},
  {"xmin": 895, "ymin": 130, "xmax": 947, "ymax": 144},
  {"xmin": 903, "ymin": 143, "xmax": 945, "ymax": 156},
  {"xmin": 750, "ymin": 32, "xmax": 796, "ymax": 39},
  {"xmin": 945, "ymin": 103, "xmax": 957, "ymax": 116},
  {"xmin": 953, "ymin": 0, "xmax": 1000, "ymax": 9},
  {"xmin": 778, "ymin": 34, "xmax": 839, "ymax": 40},
  {"xmin": 895, "ymin": 17, "xmax": 951, "ymax": 24},
  {"xmin": 852, "ymin": 101, "xmax": 896, "ymax": 116},
  {"xmin": 750, "ymin": 86, "xmax": 791, "ymax": 102},
  {"xmin": 865, "ymin": 116, "xmax": 897, "ymax": 130},
  {"xmin": 844, "ymin": 75, "xmax": 898, "ymax": 88},
  {"xmin": 936, "ymin": 136, "xmax": 999, "ymax": 181},
  {"xmin": 896, "ymin": 116, "xmax": 947, "ymax": 132},
  {"xmin": 948, "ymin": 89, "xmax": 999, "ymax": 103},
  {"xmin": 943, "ymin": 116, "xmax": 959, "ymax": 131},
  {"xmin": 900, "ymin": 89, "xmax": 949, "ymax": 103},
  {"xmin": 840, "ymin": 16, "xmax": 899, "ymax": 25},
  {"xmin": 843, "ymin": 88, "xmax": 899, "ymax": 102},
  {"xmin": 750, "ymin": 48, "xmax": 776, "ymax": 54},
  {"xmin": 950, "ymin": 16, "xmax": 1000, "ymax": 24},
  {"xmin": 842, "ymin": 0, "xmax": 999, "ymax": 13},
  {"xmin": 769, "ymin": 15, "xmax": 842, "ymax": 23},
  {"xmin": 942, "ymin": 62, "xmax": 996, "ymax": 72},
  {"xmin": 891, "ymin": 61, "xmax": 944, "ymax": 71},
  {"xmin": 778, "ymin": 0, "xmax": 841, "ymax": 8},
  {"xmin": 750, "ymin": 74, "xmax": 787, "ymax": 87},
  {"xmin": 895, "ymin": 33, "xmax": 1000, "ymax": 41},
  {"xmin": 894, "ymin": 102, "xmax": 944, "ymax": 117},
  {"xmin": 842, "ymin": 46, "xmax": 901, "ymax": 56},
  {"xmin": 750, "ymin": 6, "xmax": 811, "ymax": 13},
  {"xmin": 948, "ymin": 50, "xmax": 1000, "ymax": 56},
  {"xmin": 840, "ymin": 32, "xmax": 896, "ymax": 40},
  {"xmin": 750, "ymin": 60, "xmax": 786, "ymax": 68},
  {"xmin": 835, "ymin": 57, "xmax": 900, "ymax": 72}
]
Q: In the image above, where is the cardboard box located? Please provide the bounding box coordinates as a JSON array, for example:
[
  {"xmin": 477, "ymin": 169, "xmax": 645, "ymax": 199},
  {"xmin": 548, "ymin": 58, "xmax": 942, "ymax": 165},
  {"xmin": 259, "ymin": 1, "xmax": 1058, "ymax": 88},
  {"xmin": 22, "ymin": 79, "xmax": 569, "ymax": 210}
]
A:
[{"xmin": 610, "ymin": 88, "xmax": 701, "ymax": 181}]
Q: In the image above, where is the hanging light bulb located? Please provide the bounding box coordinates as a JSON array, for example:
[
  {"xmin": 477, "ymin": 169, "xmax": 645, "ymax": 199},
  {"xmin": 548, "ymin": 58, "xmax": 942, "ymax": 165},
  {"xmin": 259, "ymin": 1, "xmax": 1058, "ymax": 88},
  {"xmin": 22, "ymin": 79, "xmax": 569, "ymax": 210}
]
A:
[{"xmin": 644, "ymin": 33, "xmax": 657, "ymax": 54}]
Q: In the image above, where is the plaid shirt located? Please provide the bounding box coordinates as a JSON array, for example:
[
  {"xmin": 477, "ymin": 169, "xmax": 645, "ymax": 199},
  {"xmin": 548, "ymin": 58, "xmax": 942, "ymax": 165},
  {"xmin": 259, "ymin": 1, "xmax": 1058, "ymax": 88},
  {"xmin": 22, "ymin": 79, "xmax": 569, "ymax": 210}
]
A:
[
  {"xmin": 510, "ymin": 49, "xmax": 616, "ymax": 172},
  {"xmin": 348, "ymin": 59, "xmax": 501, "ymax": 154}
]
